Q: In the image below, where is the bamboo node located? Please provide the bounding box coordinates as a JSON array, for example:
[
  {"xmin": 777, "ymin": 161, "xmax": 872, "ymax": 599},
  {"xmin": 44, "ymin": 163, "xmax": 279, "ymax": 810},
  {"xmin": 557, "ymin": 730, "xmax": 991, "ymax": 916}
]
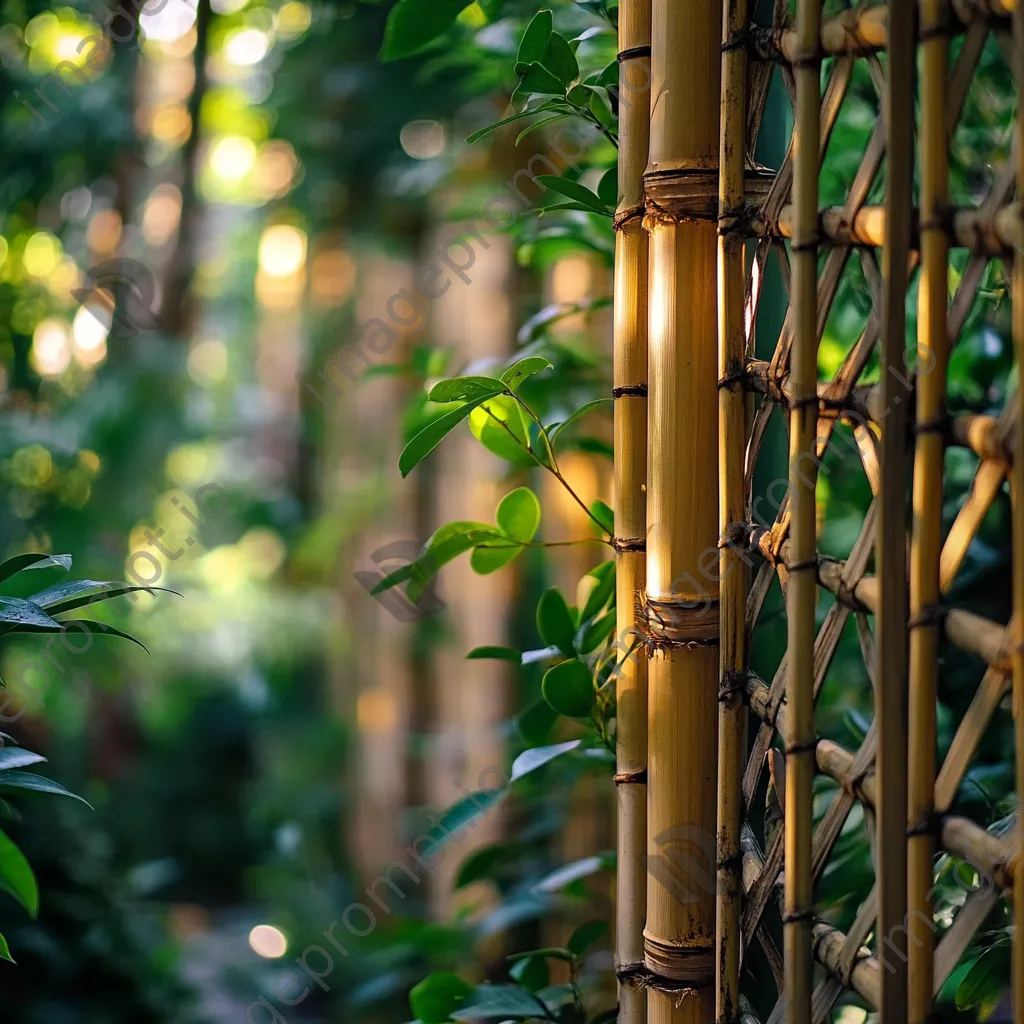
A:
[
  {"xmin": 612, "ymin": 383, "xmax": 648, "ymax": 398},
  {"xmin": 908, "ymin": 603, "xmax": 947, "ymax": 630},
  {"xmin": 719, "ymin": 670, "xmax": 749, "ymax": 704},
  {"xmin": 613, "ymin": 767, "xmax": 647, "ymax": 785},
  {"xmin": 915, "ymin": 411, "xmax": 948, "ymax": 436},
  {"xmin": 639, "ymin": 594, "xmax": 720, "ymax": 648},
  {"xmin": 717, "ymin": 366, "xmax": 746, "ymax": 391},
  {"xmin": 611, "ymin": 535, "xmax": 646, "ymax": 553},
  {"xmin": 616, "ymin": 44, "xmax": 651, "ymax": 62},
  {"xmin": 643, "ymin": 937, "xmax": 715, "ymax": 986},
  {"xmin": 613, "ymin": 204, "xmax": 645, "ymax": 231},
  {"xmin": 784, "ymin": 737, "xmax": 819, "ymax": 756},
  {"xmin": 781, "ymin": 908, "xmax": 815, "ymax": 924},
  {"xmin": 906, "ymin": 812, "xmax": 942, "ymax": 838}
]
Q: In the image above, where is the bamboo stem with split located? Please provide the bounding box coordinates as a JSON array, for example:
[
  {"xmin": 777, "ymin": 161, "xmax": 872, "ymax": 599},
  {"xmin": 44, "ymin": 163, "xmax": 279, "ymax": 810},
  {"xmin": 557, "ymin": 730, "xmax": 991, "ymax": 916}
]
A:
[
  {"xmin": 644, "ymin": 0, "xmax": 721, "ymax": 1021},
  {"xmin": 716, "ymin": 0, "xmax": 748, "ymax": 1020},
  {"xmin": 614, "ymin": 0, "xmax": 651, "ymax": 1020},
  {"xmin": 785, "ymin": 0, "xmax": 820, "ymax": 1020},
  {"xmin": 908, "ymin": 3, "xmax": 948, "ymax": 1018}
]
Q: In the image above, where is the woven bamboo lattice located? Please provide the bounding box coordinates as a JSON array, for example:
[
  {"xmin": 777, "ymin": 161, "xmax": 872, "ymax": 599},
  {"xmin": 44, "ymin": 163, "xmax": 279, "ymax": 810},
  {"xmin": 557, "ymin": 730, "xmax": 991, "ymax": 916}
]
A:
[{"xmin": 713, "ymin": 2, "xmax": 1023, "ymax": 1022}]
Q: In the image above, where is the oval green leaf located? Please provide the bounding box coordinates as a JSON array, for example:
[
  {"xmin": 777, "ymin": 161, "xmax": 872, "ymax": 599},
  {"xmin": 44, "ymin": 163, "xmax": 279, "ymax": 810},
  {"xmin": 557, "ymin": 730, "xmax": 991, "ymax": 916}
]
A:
[{"xmin": 541, "ymin": 659, "xmax": 594, "ymax": 718}]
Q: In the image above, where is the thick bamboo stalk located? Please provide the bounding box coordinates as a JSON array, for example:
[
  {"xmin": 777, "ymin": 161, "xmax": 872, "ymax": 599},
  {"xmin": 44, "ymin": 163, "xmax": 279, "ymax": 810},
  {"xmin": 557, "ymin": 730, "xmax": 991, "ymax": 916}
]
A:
[
  {"xmin": 614, "ymin": 0, "xmax": 651, "ymax": 1020},
  {"xmin": 908, "ymin": 4, "xmax": 949, "ymax": 1018},
  {"xmin": 767, "ymin": 202, "xmax": 1024, "ymax": 253},
  {"xmin": 1013, "ymin": 5, "xmax": 1024, "ymax": 1019},
  {"xmin": 876, "ymin": 5, "xmax": 914, "ymax": 1020},
  {"xmin": 785, "ymin": 1, "xmax": 820, "ymax": 1020},
  {"xmin": 644, "ymin": 0, "xmax": 721, "ymax": 1021},
  {"xmin": 715, "ymin": 0, "xmax": 747, "ymax": 1021},
  {"xmin": 716, "ymin": 2, "xmax": 749, "ymax": 1024}
]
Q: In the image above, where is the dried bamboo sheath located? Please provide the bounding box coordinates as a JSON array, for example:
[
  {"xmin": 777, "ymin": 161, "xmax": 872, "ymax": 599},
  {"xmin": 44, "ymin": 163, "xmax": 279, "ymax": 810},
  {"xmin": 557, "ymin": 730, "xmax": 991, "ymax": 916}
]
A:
[
  {"xmin": 643, "ymin": 0, "xmax": 721, "ymax": 1021},
  {"xmin": 613, "ymin": 1, "xmax": 651, "ymax": 1022},
  {"xmin": 785, "ymin": 0, "xmax": 820, "ymax": 1020},
  {"xmin": 909, "ymin": 2, "xmax": 949, "ymax": 1019},
  {"xmin": 715, "ymin": 0, "xmax": 748, "ymax": 1021}
]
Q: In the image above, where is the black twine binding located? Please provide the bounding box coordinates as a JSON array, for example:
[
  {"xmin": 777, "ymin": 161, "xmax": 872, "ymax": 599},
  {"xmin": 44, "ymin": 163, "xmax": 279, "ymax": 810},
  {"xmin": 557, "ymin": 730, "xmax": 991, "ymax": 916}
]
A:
[
  {"xmin": 782, "ymin": 909, "xmax": 815, "ymax": 924},
  {"xmin": 617, "ymin": 45, "xmax": 651, "ymax": 62},
  {"xmin": 613, "ymin": 384, "xmax": 648, "ymax": 398},
  {"xmin": 785, "ymin": 737, "xmax": 819, "ymax": 756}
]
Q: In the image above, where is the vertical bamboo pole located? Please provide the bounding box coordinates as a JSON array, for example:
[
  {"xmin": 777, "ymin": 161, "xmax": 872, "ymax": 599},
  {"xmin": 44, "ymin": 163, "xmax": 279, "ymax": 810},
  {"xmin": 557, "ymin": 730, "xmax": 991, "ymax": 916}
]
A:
[
  {"xmin": 908, "ymin": 2, "xmax": 947, "ymax": 1019},
  {"xmin": 614, "ymin": 0, "xmax": 651, "ymax": 1019},
  {"xmin": 876, "ymin": 4, "xmax": 914, "ymax": 1021},
  {"xmin": 1013, "ymin": 5, "xmax": 1024, "ymax": 1020},
  {"xmin": 715, "ymin": 1, "xmax": 747, "ymax": 1021},
  {"xmin": 644, "ymin": 0, "xmax": 721, "ymax": 1022},
  {"xmin": 785, "ymin": 0, "xmax": 820, "ymax": 1020}
]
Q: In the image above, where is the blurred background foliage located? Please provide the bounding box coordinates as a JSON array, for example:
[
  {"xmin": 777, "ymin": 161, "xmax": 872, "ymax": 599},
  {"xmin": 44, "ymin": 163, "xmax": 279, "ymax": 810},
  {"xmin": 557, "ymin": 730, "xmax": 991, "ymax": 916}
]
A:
[{"xmin": 0, "ymin": 0, "xmax": 1017, "ymax": 1020}]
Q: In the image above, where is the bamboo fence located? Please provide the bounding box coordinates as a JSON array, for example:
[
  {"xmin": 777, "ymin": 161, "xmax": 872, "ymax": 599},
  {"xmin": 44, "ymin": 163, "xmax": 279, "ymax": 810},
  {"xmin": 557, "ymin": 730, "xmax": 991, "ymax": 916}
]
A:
[{"xmin": 613, "ymin": 0, "xmax": 1023, "ymax": 1021}]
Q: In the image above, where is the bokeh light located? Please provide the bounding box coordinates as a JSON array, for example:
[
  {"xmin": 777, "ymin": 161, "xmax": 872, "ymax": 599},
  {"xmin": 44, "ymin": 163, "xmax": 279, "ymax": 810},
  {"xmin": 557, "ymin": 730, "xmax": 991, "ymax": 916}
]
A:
[
  {"xmin": 22, "ymin": 232, "xmax": 62, "ymax": 277},
  {"xmin": 224, "ymin": 28, "xmax": 269, "ymax": 66},
  {"xmin": 248, "ymin": 925, "xmax": 287, "ymax": 959},
  {"xmin": 258, "ymin": 225, "xmax": 306, "ymax": 278},
  {"xmin": 400, "ymin": 119, "xmax": 446, "ymax": 160},
  {"xmin": 31, "ymin": 319, "xmax": 72, "ymax": 376},
  {"xmin": 140, "ymin": 0, "xmax": 197, "ymax": 43},
  {"xmin": 209, "ymin": 136, "xmax": 258, "ymax": 180}
]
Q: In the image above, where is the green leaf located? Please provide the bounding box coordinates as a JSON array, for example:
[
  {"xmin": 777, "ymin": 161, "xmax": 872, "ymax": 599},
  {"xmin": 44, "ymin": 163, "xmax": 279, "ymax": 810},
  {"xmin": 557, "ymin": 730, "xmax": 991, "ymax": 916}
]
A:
[
  {"xmin": 541, "ymin": 659, "xmax": 594, "ymax": 718},
  {"xmin": 516, "ymin": 699, "xmax": 557, "ymax": 745},
  {"xmin": 381, "ymin": 0, "xmax": 472, "ymax": 61},
  {"xmin": 454, "ymin": 843, "xmax": 511, "ymax": 888},
  {"xmin": 467, "ymin": 109, "xmax": 545, "ymax": 145},
  {"xmin": 533, "ymin": 854, "xmax": 612, "ymax": 893},
  {"xmin": 471, "ymin": 543, "xmax": 523, "ymax": 575},
  {"xmin": 428, "ymin": 376, "xmax": 506, "ymax": 403},
  {"xmin": 31, "ymin": 581, "xmax": 179, "ymax": 614},
  {"xmin": 0, "ymin": 749, "xmax": 46, "ymax": 772},
  {"xmin": 548, "ymin": 398, "xmax": 612, "ymax": 446},
  {"xmin": 579, "ymin": 560, "xmax": 616, "ymax": 622},
  {"xmin": 513, "ymin": 61, "xmax": 567, "ymax": 98},
  {"xmin": 410, "ymin": 971, "xmax": 474, "ymax": 1024},
  {"xmin": 0, "ymin": 771, "xmax": 92, "ymax": 806},
  {"xmin": 401, "ymin": 395, "xmax": 496, "ymax": 477},
  {"xmin": 0, "ymin": 598, "xmax": 64, "ymax": 633},
  {"xmin": 373, "ymin": 521, "xmax": 504, "ymax": 593},
  {"xmin": 0, "ymin": 553, "xmax": 71, "ymax": 584},
  {"xmin": 515, "ymin": 114, "xmax": 570, "ymax": 146},
  {"xmin": 510, "ymin": 739, "xmax": 581, "ymax": 782},
  {"xmin": 542, "ymin": 32, "xmax": 579, "ymax": 86},
  {"xmin": 467, "ymin": 645, "xmax": 521, "ymax": 662},
  {"xmin": 955, "ymin": 946, "xmax": 1010, "ymax": 1010},
  {"xmin": 567, "ymin": 919, "xmax": 608, "ymax": 956},
  {"xmin": 598, "ymin": 166, "xmax": 618, "ymax": 208},
  {"xmin": 509, "ymin": 955, "xmax": 549, "ymax": 992},
  {"xmin": 534, "ymin": 175, "xmax": 611, "ymax": 214},
  {"xmin": 517, "ymin": 9, "xmax": 552, "ymax": 64},
  {"xmin": 536, "ymin": 588, "xmax": 576, "ymax": 655},
  {"xmin": 590, "ymin": 499, "xmax": 614, "ymax": 535},
  {"xmin": 578, "ymin": 608, "xmax": 616, "ymax": 653},
  {"xmin": 429, "ymin": 788, "xmax": 505, "ymax": 847},
  {"xmin": 500, "ymin": 357, "xmax": 552, "ymax": 394},
  {"xmin": 469, "ymin": 396, "xmax": 537, "ymax": 467},
  {"xmin": 452, "ymin": 984, "xmax": 544, "ymax": 1020},
  {"xmin": 496, "ymin": 487, "xmax": 541, "ymax": 543},
  {"xmin": 11, "ymin": 620, "xmax": 151, "ymax": 653},
  {"xmin": 0, "ymin": 931, "xmax": 13, "ymax": 962},
  {"xmin": 0, "ymin": 830, "xmax": 38, "ymax": 917}
]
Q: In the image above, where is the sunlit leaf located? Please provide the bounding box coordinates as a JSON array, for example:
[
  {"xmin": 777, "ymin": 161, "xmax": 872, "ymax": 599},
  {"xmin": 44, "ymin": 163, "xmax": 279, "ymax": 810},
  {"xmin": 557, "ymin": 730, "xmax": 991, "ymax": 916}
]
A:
[
  {"xmin": 541, "ymin": 659, "xmax": 594, "ymax": 718},
  {"xmin": 0, "ymin": 830, "xmax": 38, "ymax": 917}
]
